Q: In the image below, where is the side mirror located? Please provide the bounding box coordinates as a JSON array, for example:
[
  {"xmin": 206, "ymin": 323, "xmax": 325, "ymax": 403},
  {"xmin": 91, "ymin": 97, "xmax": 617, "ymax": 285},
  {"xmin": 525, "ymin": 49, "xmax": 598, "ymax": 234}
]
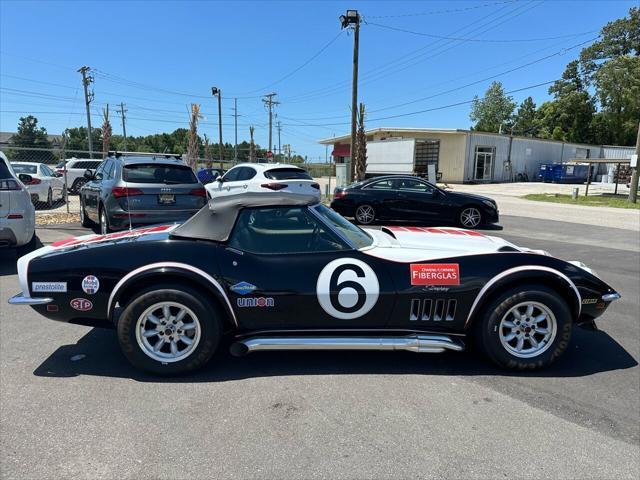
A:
[
  {"xmin": 217, "ymin": 176, "xmax": 225, "ymax": 183},
  {"xmin": 18, "ymin": 174, "xmax": 33, "ymax": 184},
  {"xmin": 84, "ymin": 169, "xmax": 95, "ymax": 180}
]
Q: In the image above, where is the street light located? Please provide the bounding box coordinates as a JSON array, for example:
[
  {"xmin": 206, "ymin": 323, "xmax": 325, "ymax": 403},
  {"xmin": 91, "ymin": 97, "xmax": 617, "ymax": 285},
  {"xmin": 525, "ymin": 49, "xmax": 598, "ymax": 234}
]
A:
[{"xmin": 211, "ymin": 87, "xmax": 223, "ymax": 162}]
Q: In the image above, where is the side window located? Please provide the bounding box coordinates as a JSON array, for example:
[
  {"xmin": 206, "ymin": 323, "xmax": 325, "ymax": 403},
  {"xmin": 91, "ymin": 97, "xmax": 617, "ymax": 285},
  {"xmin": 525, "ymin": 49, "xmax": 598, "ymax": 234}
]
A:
[
  {"xmin": 41, "ymin": 164, "xmax": 52, "ymax": 176},
  {"xmin": 73, "ymin": 161, "xmax": 86, "ymax": 169},
  {"xmin": 89, "ymin": 161, "xmax": 102, "ymax": 169},
  {"xmin": 105, "ymin": 160, "xmax": 116, "ymax": 179},
  {"xmin": 366, "ymin": 179, "xmax": 396, "ymax": 190},
  {"xmin": 397, "ymin": 178, "xmax": 434, "ymax": 193},
  {"xmin": 223, "ymin": 167, "xmax": 241, "ymax": 182},
  {"xmin": 95, "ymin": 160, "xmax": 108, "ymax": 179},
  {"xmin": 237, "ymin": 167, "xmax": 256, "ymax": 181},
  {"xmin": 228, "ymin": 207, "xmax": 347, "ymax": 254}
]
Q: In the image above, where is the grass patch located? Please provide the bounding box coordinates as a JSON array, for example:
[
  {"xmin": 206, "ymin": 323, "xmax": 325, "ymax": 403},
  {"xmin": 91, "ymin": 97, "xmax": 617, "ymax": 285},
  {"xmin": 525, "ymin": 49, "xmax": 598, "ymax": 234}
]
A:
[{"xmin": 523, "ymin": 193, "xmax": 640, "ymax": 209}]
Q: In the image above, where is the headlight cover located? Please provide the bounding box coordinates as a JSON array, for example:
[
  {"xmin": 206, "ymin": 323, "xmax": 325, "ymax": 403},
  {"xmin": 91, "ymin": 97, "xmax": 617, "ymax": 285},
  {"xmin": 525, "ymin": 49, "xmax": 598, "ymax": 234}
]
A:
[{"xmin": 482, "ymin": 200, "xmax": 496, "ymax": 209}]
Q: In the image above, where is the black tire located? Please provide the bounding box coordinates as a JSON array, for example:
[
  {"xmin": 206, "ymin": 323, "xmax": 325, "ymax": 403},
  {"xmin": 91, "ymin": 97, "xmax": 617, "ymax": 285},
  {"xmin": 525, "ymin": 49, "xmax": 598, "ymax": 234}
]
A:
[
  {"xmin": 354, "ymin": 204, "xmax": 376, "ymax": 225},
  {"xmin": 99, "ymin": 205, "xmax": 111, "ymax": 234},
  {"xmin": 474, "ymin": 284, "xmax": 572, "ymax": 370},
  {"xmin": 117, "ymin": 284, "xmax": 222, "ymax": 375},
  {"xmin": 16, "ymin": 232, "xmax": 38, "ymax": 258},
  {"xmin": 458, "ymin": 206, "xmax": 482, "ymax": 229},
  {"xmin": 80, "ymin": 197, "xmax": 93, "ymax": 227},
  {"xmin": 46, "ymin": 188, "xmax": 53, "ymax": 208},
  {"xmin": 71, "ymin": 178, "xmax": 86, "ymax": 194}
]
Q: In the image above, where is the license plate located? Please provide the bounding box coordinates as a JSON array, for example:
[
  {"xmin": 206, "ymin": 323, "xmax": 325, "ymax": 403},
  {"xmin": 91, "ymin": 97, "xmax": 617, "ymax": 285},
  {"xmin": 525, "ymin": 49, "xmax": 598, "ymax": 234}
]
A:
[{"xmin": 158, "ymin": 194, "xmax": 175, "ymax": 204}]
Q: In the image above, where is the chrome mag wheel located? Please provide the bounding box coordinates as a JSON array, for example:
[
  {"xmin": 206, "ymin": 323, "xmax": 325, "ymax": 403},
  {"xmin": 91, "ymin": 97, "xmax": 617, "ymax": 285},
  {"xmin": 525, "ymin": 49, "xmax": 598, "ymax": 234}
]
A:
[
  {"xmin": 498, "ymin": 301, "xmax": 557, "ymax": 359},
  {"xmin": 135, "ymin": 302, "xmax": 202, "ymax": 363},
  {"xmin": 460, "ymin": 207, "xmax": 481, "ymax": 228},
  {"xmin": 355, "ymin": 204, "xmax": 375, "ymax": 224}
]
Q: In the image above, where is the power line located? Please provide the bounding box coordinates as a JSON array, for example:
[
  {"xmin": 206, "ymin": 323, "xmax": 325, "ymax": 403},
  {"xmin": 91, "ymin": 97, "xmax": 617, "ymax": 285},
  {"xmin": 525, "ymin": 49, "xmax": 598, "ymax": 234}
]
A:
[{"xmin": 364, "ymin": 1, "xmax": 517, "ymax": 19}]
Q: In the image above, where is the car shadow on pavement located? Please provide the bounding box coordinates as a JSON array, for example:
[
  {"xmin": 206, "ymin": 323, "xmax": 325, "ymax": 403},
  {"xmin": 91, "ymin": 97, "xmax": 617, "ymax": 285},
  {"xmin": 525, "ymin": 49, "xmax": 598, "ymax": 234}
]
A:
[{"xmin": 33, "ymin": 326, "xmax": 636, "ymax": 383}]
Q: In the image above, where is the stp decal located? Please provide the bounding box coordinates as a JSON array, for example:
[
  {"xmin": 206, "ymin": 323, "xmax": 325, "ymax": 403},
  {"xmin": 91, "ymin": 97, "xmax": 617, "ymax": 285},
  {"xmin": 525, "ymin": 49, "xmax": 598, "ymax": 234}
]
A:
[
  {"xmin": 70, "ymin": 298, "xmax": 93, "ymax": 311},
  {"xmin": 316, "ymin": 258, "xmax": 379, "ymax": 320},
  {"xmin": 230, "ymin": 281, "xmax": 257, "ymax": 295},
  {"xmin": 81, "ymin": 275, "xmax": 100, "ymax": 294},
  {"xmin": 237, "ymin": 297, "xmax": 274, "ymax": 308},
  {"xmin": 410, "ymin": 264, "xmax": 460, "ymax": 286}
]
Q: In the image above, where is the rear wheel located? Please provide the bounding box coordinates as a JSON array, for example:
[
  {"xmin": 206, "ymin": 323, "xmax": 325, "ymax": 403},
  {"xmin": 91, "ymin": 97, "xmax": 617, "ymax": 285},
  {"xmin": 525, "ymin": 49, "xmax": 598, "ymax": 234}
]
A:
[
  {"xmin": 475, "ymin": 285, "xmax": 572, "ymax": 369},
  {"xmin": 355, "ymin": 204, "xmax": 376, "ymax": 225},
  {"xmin": 459, "ymin": 206, "xmax": 482, "ymax": 229},
  {"xmin": 80, "ymin": 197, "xmax": 93, "ymax": 227},
  {"xmin": 45, "ymin": 188, "xmax": 53, "ymax": 208},
  {"xmin": 117, "ymin": 285, "xmax": 222, "ymax": 375},
  {"xmin": 99, "ymin": 206, "xmax": 111, "ymax": 234}
]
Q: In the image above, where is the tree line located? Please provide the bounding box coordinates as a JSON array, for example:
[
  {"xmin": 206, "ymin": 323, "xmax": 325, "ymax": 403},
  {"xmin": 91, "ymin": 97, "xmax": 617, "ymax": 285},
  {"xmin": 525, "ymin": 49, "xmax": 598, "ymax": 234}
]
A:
[{"xmin": 470, "ymin": 7, "xmax": 638, "ymax": 146}]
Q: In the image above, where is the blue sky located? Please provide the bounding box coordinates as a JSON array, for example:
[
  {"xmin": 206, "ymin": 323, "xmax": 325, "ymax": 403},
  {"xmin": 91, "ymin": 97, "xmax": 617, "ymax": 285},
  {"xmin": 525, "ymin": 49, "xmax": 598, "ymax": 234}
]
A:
[{"xmin": 0, "ymin": 0, "xmax": 635, "ymax": 160}]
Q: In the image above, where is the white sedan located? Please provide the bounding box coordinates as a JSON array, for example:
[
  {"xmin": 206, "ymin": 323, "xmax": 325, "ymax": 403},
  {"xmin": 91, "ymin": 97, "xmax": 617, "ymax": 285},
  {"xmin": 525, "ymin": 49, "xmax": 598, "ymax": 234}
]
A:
[
  {"xmin": 206, "ymin": 163, "xmax": 320, "ymax": 201},
  {"xmin": 10, "ymin": 162, "xmax": 66, "ymax": 208}
]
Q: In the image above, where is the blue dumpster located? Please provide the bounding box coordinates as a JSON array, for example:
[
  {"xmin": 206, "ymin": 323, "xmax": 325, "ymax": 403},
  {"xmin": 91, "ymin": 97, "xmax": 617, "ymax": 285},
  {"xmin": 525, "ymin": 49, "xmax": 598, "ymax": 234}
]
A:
[
  {"xmin": 552, "ymin": 164, "xmax": 590, "ymax": 183},
  {"xmin": 538, "ymin": 163, "xmax": 559, "ymax": 182}
]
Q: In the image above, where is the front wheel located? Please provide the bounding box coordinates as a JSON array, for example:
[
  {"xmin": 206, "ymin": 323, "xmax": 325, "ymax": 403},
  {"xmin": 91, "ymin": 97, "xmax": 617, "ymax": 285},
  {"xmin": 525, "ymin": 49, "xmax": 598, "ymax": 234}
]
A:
[
  {"xmin": 117, "ymin": 285, "xmax": 222, "ymax": 375},
  {"xmin": 355, "ymin": 204, "xmax": 376, "ymax": 225},
  {"xmin": 99, "ymin": 206, "xmax": 111, "ymax": 234},
  {"xmin": 459, "ymin": 206, "xmax": 482, "ymax": 229},
  {"xmin": 474, "ymin": 285, "xmax": 572, "ymax": 370}
]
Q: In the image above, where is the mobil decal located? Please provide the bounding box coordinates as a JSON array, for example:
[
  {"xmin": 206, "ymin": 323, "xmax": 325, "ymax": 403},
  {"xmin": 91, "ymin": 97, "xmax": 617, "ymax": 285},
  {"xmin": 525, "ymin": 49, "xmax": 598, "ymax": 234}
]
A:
[
  {"xmin": 237, "ymin": 297, "xmax": 274, "ymax": 308},
  {"xmin": 70, "ymin": 298, "xmax": 93, "ymax": 311},
  {"xmin": 410, "ymin": 263, "xmax": 460, "ymax": 286}
]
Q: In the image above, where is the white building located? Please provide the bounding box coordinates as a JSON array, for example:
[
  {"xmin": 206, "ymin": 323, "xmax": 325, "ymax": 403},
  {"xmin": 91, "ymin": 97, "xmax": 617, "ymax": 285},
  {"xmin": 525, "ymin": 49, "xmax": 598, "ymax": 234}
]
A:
[{"xmin": 318, "ymin": 128, "xmax": 620, "ymax": 183}]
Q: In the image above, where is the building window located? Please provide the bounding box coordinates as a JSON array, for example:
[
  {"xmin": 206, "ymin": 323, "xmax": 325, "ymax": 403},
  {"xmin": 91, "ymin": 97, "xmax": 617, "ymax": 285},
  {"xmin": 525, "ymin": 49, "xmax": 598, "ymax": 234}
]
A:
[
  {"xmin": 414, "ymin": 140, "xmax": 440, "ymax": 175},
  {"xmin": 474, "ymin": 146, "xmax": 494, "ymax": 181}
]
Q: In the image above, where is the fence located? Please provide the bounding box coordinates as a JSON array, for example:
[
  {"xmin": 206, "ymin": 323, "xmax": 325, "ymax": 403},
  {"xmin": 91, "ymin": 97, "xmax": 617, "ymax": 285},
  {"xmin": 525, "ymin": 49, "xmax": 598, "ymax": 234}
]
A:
[{"xmin": 1, "ymin": 145, "xmax": 336, "ymax": 228}]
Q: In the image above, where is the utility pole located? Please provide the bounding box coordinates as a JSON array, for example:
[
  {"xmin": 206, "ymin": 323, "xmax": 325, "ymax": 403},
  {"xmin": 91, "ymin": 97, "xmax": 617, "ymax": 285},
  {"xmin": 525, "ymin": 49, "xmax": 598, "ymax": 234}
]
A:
[
  {"xmin": 232, "ymin": 98, "xmax": 239, "ymax": 161},
  {"xmin": 116, "ymin": 102, "xmax": 127, "ymax": 150},
  {"xmin": 78, "ymin": 66, "xmax": 94, "ymax": 158},
  {"xmin": 262, "ymin": 92, "xmax": 279, "ymax": 160},
  {"xmin": 277, "ymin": 120, "xmax": 282, "ymax": 160},
  {"xmin": 629, "ymin": 121, "xmax": 640, "ymax": 203},
  {"xmin": 340, "ymin": 10, "xmax": 360, "ymax": 182},
  {"xmin": 211, "ymin": 87, "xmax": 223, "ymax": 162}
]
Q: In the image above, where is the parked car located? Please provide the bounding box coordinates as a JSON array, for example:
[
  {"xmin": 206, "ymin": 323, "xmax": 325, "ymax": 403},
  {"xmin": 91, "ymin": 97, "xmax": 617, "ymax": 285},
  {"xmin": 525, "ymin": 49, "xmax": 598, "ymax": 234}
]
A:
[
  {"xmin": 55, "ymin": 158, "xmax": 103, "ymax": 193},
  {"xmin": 331, "ymin": 175, "xmax": 499, "ymax": 228},
  {"xmin": 79, "ymin": 155, "xmax": 207, "ymax": 234},
  {"xmin": 206, "ymin": 163, "xmax": 320, "ymax": 200},
  {"xmin": 197, "ymin": 167, "xmax": 225, "ymax": 185},
  {"xmin": 11, "ymin": 162, "xmax": 66, "ymax": 208},
  {"xmin": 0, "ymin": 153, "xmax": 36, "ymax": 255},
  {"xmin": 7, "ymin": 192, "xmax": 619, "ymax": 375}
]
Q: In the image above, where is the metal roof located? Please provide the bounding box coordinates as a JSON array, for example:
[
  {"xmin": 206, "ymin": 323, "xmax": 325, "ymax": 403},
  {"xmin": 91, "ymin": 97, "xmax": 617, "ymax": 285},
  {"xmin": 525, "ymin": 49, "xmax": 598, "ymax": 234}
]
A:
[{"xmin": 317, "ymin": 128, "xmax": 467, "ymax": 144}]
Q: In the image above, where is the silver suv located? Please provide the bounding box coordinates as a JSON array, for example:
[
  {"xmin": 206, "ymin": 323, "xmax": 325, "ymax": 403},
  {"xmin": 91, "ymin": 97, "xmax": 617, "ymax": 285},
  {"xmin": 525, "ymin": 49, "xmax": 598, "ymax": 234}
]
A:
[
  {"xmin": 0, "ymin": 152, "xmax": 36, "ymax": 255},
  {"xmin": 79, "ymin": 155, "xmax": 207, "ymax": 234}
]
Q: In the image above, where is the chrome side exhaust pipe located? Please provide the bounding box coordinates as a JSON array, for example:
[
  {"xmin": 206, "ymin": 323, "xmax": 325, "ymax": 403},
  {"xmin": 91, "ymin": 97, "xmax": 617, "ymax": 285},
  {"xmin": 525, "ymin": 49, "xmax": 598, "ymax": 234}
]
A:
[{"xmin": 230, "ymin": 334, "xmax": 464, "ymax": 356}]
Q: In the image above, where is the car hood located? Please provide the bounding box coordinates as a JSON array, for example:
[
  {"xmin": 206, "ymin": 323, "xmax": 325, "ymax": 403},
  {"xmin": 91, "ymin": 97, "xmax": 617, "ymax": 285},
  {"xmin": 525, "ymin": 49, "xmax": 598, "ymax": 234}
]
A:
[
  {"xmin": 361, "ymin": 226, "xmax": 534, "ymax": 263},
  {"xmin": 443, "ymin": 190, "xmax": 493, "ymax": 203}
]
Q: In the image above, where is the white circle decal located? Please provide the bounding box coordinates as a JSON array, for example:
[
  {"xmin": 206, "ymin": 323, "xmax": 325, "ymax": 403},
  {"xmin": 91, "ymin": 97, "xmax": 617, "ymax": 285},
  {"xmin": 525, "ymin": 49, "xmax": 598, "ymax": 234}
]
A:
[
  {"xmin": 316, "ymin": 258, "xmax": 379, "ymax": 320},
  {"xmin": 82, "ymin": 275, "xmax": 100, "ymax": 295}
]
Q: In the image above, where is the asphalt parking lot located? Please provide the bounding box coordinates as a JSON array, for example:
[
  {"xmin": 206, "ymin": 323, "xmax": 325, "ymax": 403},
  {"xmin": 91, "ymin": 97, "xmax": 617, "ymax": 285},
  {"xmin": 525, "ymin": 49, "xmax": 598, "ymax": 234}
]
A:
[{"xmin": 1, "ymin": 215, "xmax": 639, "ymax": 479}]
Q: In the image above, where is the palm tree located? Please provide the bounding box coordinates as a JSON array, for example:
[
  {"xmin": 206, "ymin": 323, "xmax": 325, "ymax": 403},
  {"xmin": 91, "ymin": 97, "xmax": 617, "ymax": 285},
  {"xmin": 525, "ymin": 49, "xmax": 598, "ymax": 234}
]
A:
[
  {"xmin": 101, "ymin": 105, "xmax": 112, "ymax": 158},
  {"xmin": 355, "ymin": 103, "xmax": 367, "ymax": 181},
  {"xmin": 249, "ymin": 126, "xmax": 256, "ymax": 163},
  {"xmin": 187, "ymin": 104, "xmax": 203, "ymax": 171}
]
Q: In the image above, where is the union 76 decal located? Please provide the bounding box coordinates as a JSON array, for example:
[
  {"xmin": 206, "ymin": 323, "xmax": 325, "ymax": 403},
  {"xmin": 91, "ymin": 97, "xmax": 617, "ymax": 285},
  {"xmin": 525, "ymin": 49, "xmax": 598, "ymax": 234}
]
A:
[{"xmin": 316, "ymin": 258, "xmax": 379, "ymax": 320}]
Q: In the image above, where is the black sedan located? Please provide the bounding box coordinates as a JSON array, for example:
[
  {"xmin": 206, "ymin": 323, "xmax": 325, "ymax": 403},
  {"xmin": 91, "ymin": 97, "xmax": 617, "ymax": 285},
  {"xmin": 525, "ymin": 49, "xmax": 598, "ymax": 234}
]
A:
[
  {"xmin": 8, "ymin": 193, "xmax": 619, "ymax": 376},
  {"xmin": 331, "ymin": 175, "xmax": 499, "ymax": 228}
]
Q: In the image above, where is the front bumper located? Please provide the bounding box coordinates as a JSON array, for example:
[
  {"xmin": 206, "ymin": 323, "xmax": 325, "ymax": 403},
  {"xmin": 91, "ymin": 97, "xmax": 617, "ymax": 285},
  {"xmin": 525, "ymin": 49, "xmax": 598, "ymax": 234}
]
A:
[{"xmin": 8, "ymin": 294, "xmax": 53, "ymax": 305}]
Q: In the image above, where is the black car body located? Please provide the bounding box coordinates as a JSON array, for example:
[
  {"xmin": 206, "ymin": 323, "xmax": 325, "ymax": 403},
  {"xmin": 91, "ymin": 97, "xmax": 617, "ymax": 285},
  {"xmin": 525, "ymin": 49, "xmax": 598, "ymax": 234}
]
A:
[
  {"xmin": 331, "ymin": 175, "xmax": 499, "ymax": 228},
  {"xmin": 9, "ymin": 193, "xmax": 619, "ymax": 375},
  {"xmin": 79, "ymin": 155, "xmax": 207, "ymax": 234}
]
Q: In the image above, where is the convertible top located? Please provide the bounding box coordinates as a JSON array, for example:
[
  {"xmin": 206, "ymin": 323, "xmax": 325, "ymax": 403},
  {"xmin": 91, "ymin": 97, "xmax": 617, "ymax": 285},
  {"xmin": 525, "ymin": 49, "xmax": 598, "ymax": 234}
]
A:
[{"xmin": 171, "ymin": 192, "xmax": 320, "ymax": 242}]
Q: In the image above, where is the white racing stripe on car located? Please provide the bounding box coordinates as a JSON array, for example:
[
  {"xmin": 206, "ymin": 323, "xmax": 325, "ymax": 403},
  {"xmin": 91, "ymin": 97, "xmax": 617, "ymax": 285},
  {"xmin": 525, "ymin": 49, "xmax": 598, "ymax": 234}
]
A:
[{"xmin": 16, "ymin": 245, "xmax": 56, "ymax": 297}]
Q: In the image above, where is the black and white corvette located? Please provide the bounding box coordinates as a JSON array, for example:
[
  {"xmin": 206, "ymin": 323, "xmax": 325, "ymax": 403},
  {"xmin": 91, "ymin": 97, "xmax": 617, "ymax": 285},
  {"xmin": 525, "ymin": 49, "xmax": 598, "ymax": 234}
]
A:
[{"xmin": 9, "ymin": 193, "xmax": 620, "ymax": 375}]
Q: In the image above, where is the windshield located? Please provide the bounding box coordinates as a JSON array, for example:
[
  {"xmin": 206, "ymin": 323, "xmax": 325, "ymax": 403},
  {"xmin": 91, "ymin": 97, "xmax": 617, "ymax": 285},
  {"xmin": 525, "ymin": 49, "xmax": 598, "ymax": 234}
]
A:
[
  {"xmin": 11, "ymin": 164, "xmax": 37, "ymax": 174},
  {"xmin": 123, "ymin": 164, "xmax": 198, "ymax": 184},
  {"xmin": 264, "ymin": 168, "xmax": 312, "ymax": 180},
  {"xmin": 312, "ymin": 204, "xmax": 373, "ymax": 249}
]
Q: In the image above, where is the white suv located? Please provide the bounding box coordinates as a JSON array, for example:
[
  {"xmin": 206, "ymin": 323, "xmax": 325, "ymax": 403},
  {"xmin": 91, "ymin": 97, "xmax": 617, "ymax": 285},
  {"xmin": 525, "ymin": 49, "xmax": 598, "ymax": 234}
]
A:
[
  {"xmin": 206, "ymin": 163, "xmax": 320, "ymax": 200},
  {"xmin": 0, "ymin": 152, "xmax": 36, "ymax": 255},
  {"xmin": 55, "ymin": 158, "xmax": 103, "ymax": 193}
]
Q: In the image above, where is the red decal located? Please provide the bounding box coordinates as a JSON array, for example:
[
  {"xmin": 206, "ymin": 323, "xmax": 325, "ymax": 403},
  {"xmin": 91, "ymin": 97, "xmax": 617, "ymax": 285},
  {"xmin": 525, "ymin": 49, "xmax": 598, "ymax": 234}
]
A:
[
  {"xmin": 460, "ymin": 230, "xmax": 485, "ymax": 237},
  {"xmin": 51, "ymin": 225, "xmax": 173, "ymax": 249},
  {"xmin": 70, "ymin": 298, "xmax": 93, "ymax": 311},
  {"xmin": 51, "ymin": 237, "xmax": 80, "ymax": 247},
  {"xmin": 410, "ymin": 264, "xmax": 460, "ymax": 285},
  {"xmin": 438, "ymin": 228, "xmax": 466, "ymax": 235}
]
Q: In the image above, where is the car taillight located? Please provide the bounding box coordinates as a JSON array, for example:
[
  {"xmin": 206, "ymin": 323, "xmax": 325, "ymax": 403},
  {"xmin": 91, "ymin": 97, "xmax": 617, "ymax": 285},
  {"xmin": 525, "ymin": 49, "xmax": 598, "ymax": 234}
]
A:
[
  {"xmin": 0, "ymin": 179, "xmax": 22, "ymax": 190},
  {"xmin": 25, "ymin": 178, "xmax": 41, "ymax": 185},
  {"xmin": 112, "ymin": 187, "xmax": 144, "ymax": 198},
  {"xmin": 334, "ymin": 190, "xmax": 346, "ymax": 199},
  {"xmin": 261, "ymin": 183, "xmax": 288, "ymax": 191},
  {"xmin": 311, "ymin": 183, "xmax": 320, "ymax": 190},
  {"xmin": 189, "ymin": 188, "xmax": 207, "ymax": 197},
  {"xmin": 56, "ymin": 168, "xmax": 65, "ymax": 174}
]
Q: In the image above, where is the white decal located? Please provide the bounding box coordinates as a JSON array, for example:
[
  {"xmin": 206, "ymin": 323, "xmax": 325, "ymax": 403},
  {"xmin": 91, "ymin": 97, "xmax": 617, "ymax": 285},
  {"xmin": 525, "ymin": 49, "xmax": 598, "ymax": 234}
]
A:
[
  {"xmin": 82, "ymin": 275, "xmax": 100, "ymax": 294},
  {"xmin": 316, "ymin": 258, "xmax": 379, "ymax": 319},
  {"xmin": 32, "ymin": 282, "xmax": 67, "ymax": 293}
]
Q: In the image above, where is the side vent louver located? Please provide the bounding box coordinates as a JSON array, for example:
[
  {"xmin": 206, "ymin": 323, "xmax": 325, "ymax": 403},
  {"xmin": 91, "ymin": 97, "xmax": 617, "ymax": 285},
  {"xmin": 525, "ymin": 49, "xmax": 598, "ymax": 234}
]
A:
[{"xmin": 409, "ymin": 298, "xmax": 457, "ymax": 322}]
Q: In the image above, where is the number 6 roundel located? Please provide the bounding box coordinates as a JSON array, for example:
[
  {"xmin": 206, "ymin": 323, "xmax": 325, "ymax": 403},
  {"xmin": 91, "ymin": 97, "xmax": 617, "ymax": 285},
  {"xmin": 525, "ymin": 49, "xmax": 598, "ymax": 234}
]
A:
[{"xmin": 316, "ymin": 258, "xmax": 380, "ymax": 319}]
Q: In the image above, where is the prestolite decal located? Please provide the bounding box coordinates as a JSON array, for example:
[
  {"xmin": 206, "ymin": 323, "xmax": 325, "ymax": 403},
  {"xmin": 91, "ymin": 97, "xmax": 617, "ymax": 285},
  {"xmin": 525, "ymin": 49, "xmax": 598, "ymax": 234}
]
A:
[
  {"xmin": 316, "ymin": 258, "xmax": 379, "ymax": 320},
  {"xmin": 410, "ymin": 264, "xmax": 460, "ymax": 286},
  {"xmin": 81, "ymin": 275, "xmax": 100, "ymax": 294},
  {"xmin": 32, "ymin": 282, "xmax": 67, "ymax": 293}
]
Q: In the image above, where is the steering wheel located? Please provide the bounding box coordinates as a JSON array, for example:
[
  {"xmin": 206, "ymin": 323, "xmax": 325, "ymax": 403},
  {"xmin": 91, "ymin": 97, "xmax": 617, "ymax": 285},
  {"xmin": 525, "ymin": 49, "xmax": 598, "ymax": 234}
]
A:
[{"xmin": 306, "ymin": 223, "xmax": 320, "ymax": 250}]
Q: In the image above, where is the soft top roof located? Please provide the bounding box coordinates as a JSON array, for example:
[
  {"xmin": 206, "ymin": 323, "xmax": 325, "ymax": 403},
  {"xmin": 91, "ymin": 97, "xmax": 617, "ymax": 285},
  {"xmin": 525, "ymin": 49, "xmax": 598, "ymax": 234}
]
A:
[{"xmin": 171, "ymin": 192, "xmax": 320, "ymax": 242}]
